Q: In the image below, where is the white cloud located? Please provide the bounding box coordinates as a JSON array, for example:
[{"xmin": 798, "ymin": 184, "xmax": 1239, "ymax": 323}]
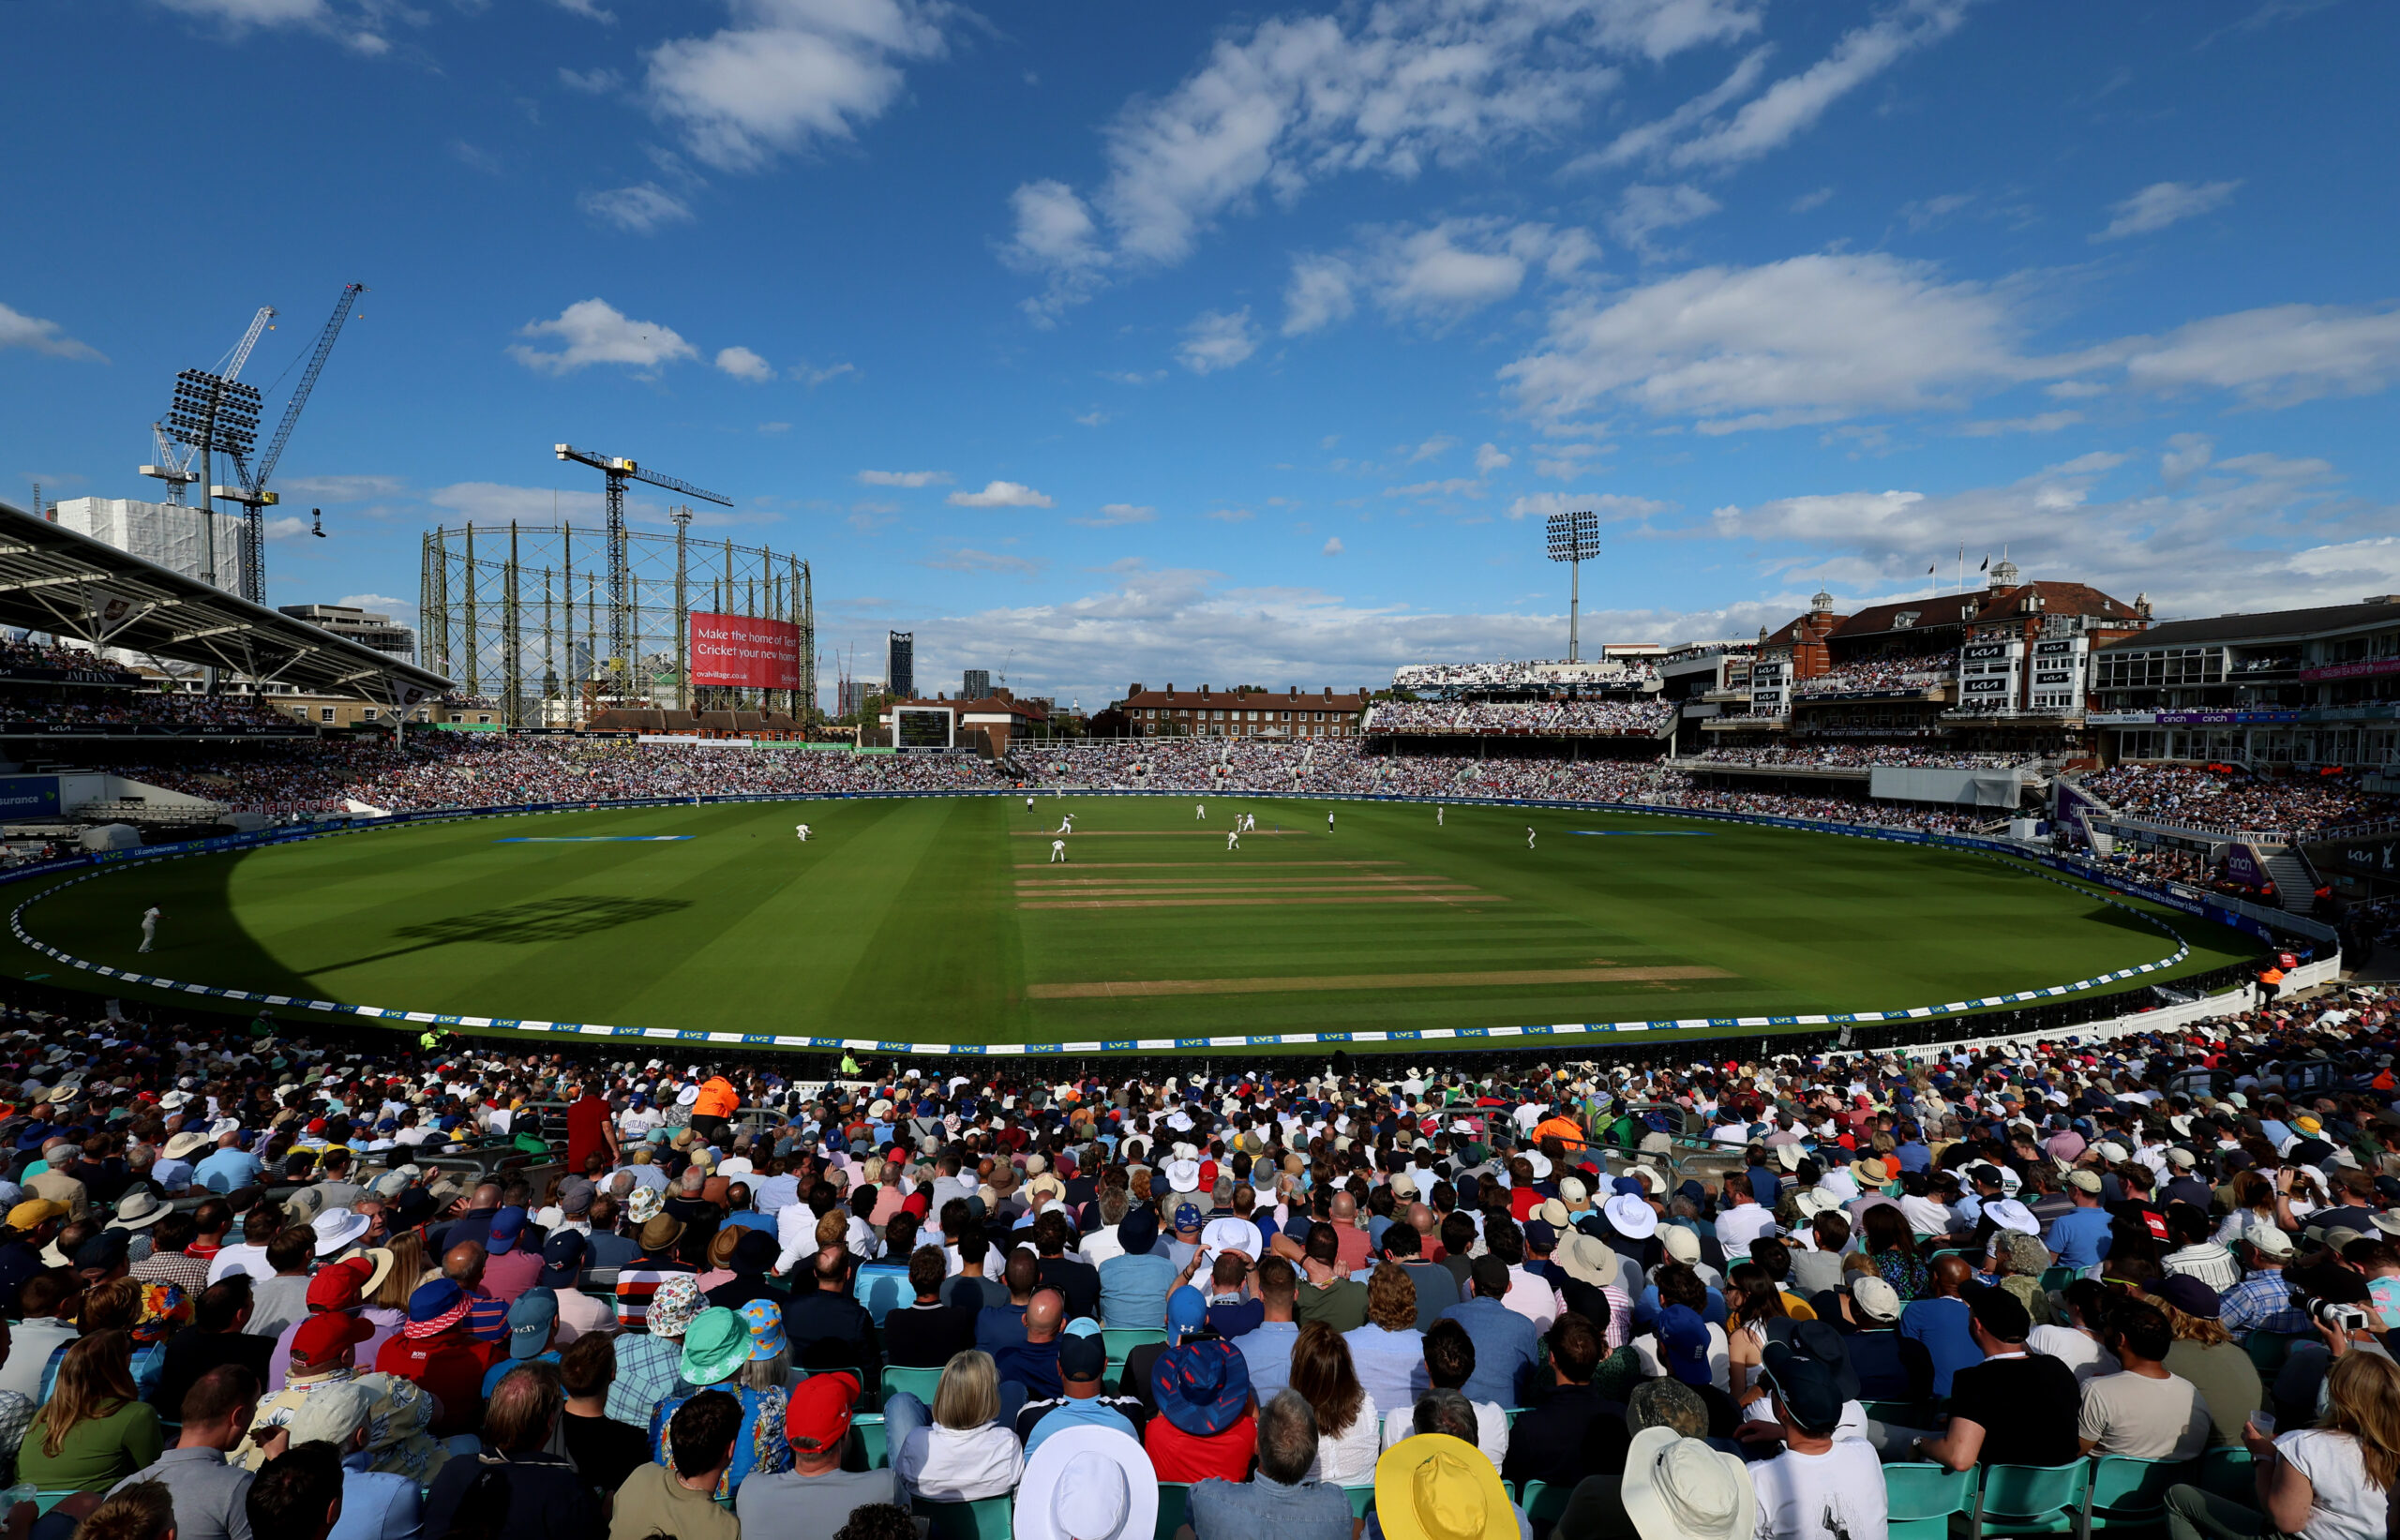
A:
[
  {"xmin": 1322, "ymin": 537, "xmax": 1344, "ymax": 556},
  {"xmin": 1502, "ymin": 253, "xmax": 2023, "ymax": 431},
  {"xmin": 2095, "ymin": 179, "xmax": 2242, "ymax": 241},
  {"xmin": 280, "ymin": 474, "xmax": 405, "ymax": 501},
  {"xmin": 1282, "ymin": 255, "xmax": 1357, "ymax": 336},
  {"xmin": 1611, "ymin": 1, "xmax": 1972, "ymax": 172},
  {"xmin": 552, "ymin": 0, "xmax": 615, "ymax": 20},
  {"xmin": 715, "ymin": 345, "xmax": 775, "ymax": 381},
  {"xmin": 579, "ymin": 184, "xmax": 695, "ymax": 234},
  {"xmin": 923, "ymin": 547, "xmax": 1042, "ymax": 575},
  {"xmin": 1407, "ymin": 435, "xmax": 1457, "ymax": 464},
  {"xmin": 1790, "ymin": 185, "xmax": 1835, "ymax": 213},
  {"xmin": 1071, "ymin": 502, "xmax": 1157, "ymax": 528},
  {"xmin": 0, "ymin": 303, "xmax": 105, "ymax": 362},
  {"xmin": 1475, "ymin": 443, "xmax": 1511, "ymax": 474},
  {"xmin": 1361, "ymin": 220, "xmax": 1598, "ymax": 325},
  {"xmin": 156, "ymin": 0, "xmax": 329, "ymax": 24},
  {"xmin": 1003, "ymin": 181, "xmax": 1109, "ymax": 322},
  {"xmin": 1957, "ymin": 411, "xmax": 2083, "ymax": 436},
  {"xmin": 430, "ymin": 482, "xmax": 609, "ymax": 522},
  {"xmin": 1608, "ymin": 183, "xmax": 1721, "ymax": 256},
  {"xmin": 857, "ymin": 470, "xmax": 950, "ymax": 487},
  {"xmin": 2116, "ymin": 304, "xmax": 2400, "ymax": 406},
  {"xmin": 1506, "ymin": 490, "xmax": 1671, "ymax": 521},
  {"xmin": 559, "ymin": 66, "xmax": 623, "ymax": 93},
  {"xmin": 2160, "ymin": 432, "xmax": 2213, "ymax": 486},
  {"xmin": 1004, "ymin": 0, "xmax": 1759, "ymax": 311},
  {"xmin": 262, "ymin": 516, "xmax": 311, "ymax": 539},
  {"xmin": 1177, "ymin": 308, "xmax": 1257, "ymax": 374},
  {"xmin": 1208, "ymin": 508, "xmax": 1254, "ymax": 522},
  {"xmin": 643, "ymin": 0, "xmax": 950, "ymax": 173},
  {"xmin": 948, "ymin": 480, "xmax": 1055, "ymax": 508},
  {"xmin": 506, "ymin": 298, "xmax": 696, "ymax": 375},
  {"xmin": 336, "ymin": 593, "xmax": 414, "ymax": 622},
  {"xmin": 1383, "ymin": 478, "xmax": 1483, "ymax": 500},
  {"xmin": 800, "ymin": 361, "xmax": 855, "ymax": 385}
]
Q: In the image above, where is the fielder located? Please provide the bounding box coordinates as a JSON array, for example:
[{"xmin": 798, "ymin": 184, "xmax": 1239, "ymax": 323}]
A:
[
  {"xmin": 1026, "ymin": 796, "xmax": 1035, "ymax": 813},
  {"xmin": 1049, "ymin": 838, "xmax": 1069, "ymax": 863},
  {"xmin": 1226, "ymin": 828, "xmax": 1240, "ymax": 851},
  {"xmin": 139, "ymin": 905, "xmax": 160, "ymax": 953},
  {"xmin": 1326, "ymin": 810, "xmax": 1335, "ymax": 833},
  {"xmin": 794, "ymin": 824, "xmax": 811, "ymax": 842},
  {"xmin": 1195, "ymin": 802, "xmax": 1206, "ymax": 820},
  {"xmin": 1526, "ymin": 826, "xmax": 1537, "ymax": 849},
  {"xmin": 1437, "ymin": 806, "xmax": 1444, "ymax": 827}
]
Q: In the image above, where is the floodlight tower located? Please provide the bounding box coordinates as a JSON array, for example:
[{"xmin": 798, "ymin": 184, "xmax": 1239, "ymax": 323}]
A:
[
  {"xmin": 149, "ymin": 306, "xmax": 274, "ymax": 586},
  {"xmin": 553, "ymin": 444, "xmax": 731, "ymax": 682},
  {"xmin": 218, "ymin": 282, "xmax": 367, "ymax": 602},
  {"xmin": 1545, "ymin": 508, "xmax": 1601, "ymax": 663}
]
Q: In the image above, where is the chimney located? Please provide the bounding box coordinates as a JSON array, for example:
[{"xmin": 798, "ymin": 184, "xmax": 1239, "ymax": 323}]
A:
[{"xmin": 1129, "ymin": 683, "xmax": 1145, "ymax": 696}]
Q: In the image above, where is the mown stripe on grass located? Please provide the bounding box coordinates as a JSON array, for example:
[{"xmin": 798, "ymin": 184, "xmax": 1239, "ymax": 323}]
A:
[{"xmin": 1028, "ymin": 964, "xmax": 1734, "ymax": 998}]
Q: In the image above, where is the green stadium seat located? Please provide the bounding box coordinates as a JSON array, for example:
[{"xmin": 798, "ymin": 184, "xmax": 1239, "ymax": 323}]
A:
[
  {"xmin": 32, "ymin": 1493, "xmax": 80, "ymax": 1517},
  {"xmin": 2198, "ymin": 1447, "xmax": 2256, "ymax": 1502},
  {"xmin": 2242, "ymin": 1332, "xmax": 2305, "ymax": 1377},
  {"xmin": 880, "ymin": 1366, "xmax": 945, "ymax": 1406},
  {"xmin": 1345, "ymin": 1487, "xmax": 1377, "ymax": 1519},
  {"xmin": 1516, "ymin": 1479, "xmax": 1568, "ymax": 1534},
  {"xmin": 1101, "ymin": 1327, "xmax": 1165, "ymax": 1360},
  {"xmin": 915, "ymin": 1497, "xmax": 1012, "ymax": 1540},
  {"xmin": 2037, "ymin": 1267, "xmax": 2077, "ymax": 1293},
  {"xmin": 1881, "ymin": 1462, "xmax": 1975, "ymax": 1540},
  {"xmin": 1973, "ymin": 1461, "xmax": 2089, "ymax": 1536},
  {"xmin": 2084, "ymin": 1455, "xmax": 2193, "ymax": 1533},
  {"xmin": 1153, "ymin": 1483, "xmax": 1189, "ymax": 1540},
  {"xmin": 854, "ymin": 1413, "xmax": 887, "ymax": 1470}
]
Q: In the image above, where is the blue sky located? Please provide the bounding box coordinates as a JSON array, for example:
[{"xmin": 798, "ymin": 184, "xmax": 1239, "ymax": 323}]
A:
[{"xmin": 4, "ymin": 0, "xmax": 2395, "ymax": 708}]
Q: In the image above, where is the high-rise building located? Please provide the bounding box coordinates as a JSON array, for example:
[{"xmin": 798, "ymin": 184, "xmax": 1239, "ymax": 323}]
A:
[
  {"xmin": 279, "ymin": 604, "xmax": 417, "ymax": 665},
  {"xmin": 837, "ymin": 679, "xmax": 877, "ymax": 717},
  {"xmin": 52, "ymin": 498, "xmax": 247, "ymax": 591},
  {"xmin": 962, "ymin": 667, "xmax": 992, "ymax": 698},
  {"xmin": 888, "ymin": 631, "xmax": 915, "ymax": 700}
]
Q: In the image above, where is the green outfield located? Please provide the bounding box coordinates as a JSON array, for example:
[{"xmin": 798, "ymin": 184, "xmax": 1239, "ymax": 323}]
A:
[{"xmin": 4, "ymin": 796, "xmax": 2259, "ymax": 1048}]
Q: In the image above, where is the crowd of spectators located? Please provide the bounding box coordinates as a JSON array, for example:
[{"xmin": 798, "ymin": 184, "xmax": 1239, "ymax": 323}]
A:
[
  {"xmin": 0, "ymin": 642, "xmax": 137, "ymax": 680},
  {"xmin": 1363, "ymin": 699, "xmax": 1674, "ymax": 738},
  {"xmin": 0, "ymin": 961, "xmax": 2386, "ymax": 1540},
  {"xmin": 1391, "ymin": 661, "xmax": 1658, "ymax": 692},
  {"xmin": 0, "ymin": 687, "xmax": 300, "ymax": 734},
  {"xmin": 1790, "ymin": 652, "xmax": 1958, "ymax": 698},
  {"xmin": 1695, "ymin": 745, "xmax": 2037, "ymax": 770},
  {"xmin": 2083, "ymin": 765, "xmax": 2400, "ymax": 839}
]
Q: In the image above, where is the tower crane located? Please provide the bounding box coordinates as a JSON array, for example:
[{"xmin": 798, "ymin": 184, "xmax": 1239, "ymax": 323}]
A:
[
  {"xmin": 218, "ymin": 283, "xmax": 367, "ymax": 602},
  {"xmin": 553, "ymin": 443, "xmax": 732, "ymax": 682}
]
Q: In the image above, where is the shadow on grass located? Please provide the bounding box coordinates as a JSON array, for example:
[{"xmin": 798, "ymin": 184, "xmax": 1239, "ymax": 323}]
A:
[{"xmin": 315, "ymin": 895, "xmax": 693, "ymax": 973}]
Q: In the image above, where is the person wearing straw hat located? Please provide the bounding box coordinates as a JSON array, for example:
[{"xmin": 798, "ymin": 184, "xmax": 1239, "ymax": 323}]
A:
[
  {"xmin": 1015, "ymin": 1424, "xmax": 1159, "ymax": 1540},
  {"xmin": 242, "ymin": 1309, "xmax": 450, "ymax": 1485},
  {"xmin": 278, "ymin": 1377, "xmax": 422, "ymax": 1540}
]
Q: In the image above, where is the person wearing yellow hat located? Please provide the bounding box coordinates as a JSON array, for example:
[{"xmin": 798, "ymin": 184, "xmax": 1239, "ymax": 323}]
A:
[
  {"xmin": 0, "ymin": 1199, "xmax": 68, "ymax": 1310},
  {"xmin": 1371, "ymin": 1430, "xmax": 1516, "ymax": 1540}
]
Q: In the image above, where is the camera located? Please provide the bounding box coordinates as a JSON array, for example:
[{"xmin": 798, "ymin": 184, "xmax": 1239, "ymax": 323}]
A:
[{"xmin": 2313, "ymin": 1299, "xmax": 2372, "ymax": 1333}]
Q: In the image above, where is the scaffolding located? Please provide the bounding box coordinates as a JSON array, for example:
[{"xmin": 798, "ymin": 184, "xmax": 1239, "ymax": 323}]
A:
[{"xmin": 420, "ymin": 523, "xmax": 814, "ymax": 728}]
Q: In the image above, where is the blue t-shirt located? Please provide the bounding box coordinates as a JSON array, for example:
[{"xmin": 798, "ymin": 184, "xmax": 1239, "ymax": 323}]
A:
[
  {"xmin": 1898, "ymin": 1296, "xmax": 1977, "ymax": 1397},
  {"xmin": 2044, "ymin": 1205, "xmax": 2114, "ymax": 1272}
]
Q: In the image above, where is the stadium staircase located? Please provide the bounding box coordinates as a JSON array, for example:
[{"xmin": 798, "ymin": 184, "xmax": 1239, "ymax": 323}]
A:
[{"xmin": 2258, "ymin": 845, "xmax": 2320, "ymax": 912}]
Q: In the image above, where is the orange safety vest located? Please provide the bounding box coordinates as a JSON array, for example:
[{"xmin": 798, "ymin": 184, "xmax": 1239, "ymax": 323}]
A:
[{"xmin": 693, "ymin": 1077, "xmax": 741, "ymax": 1118}]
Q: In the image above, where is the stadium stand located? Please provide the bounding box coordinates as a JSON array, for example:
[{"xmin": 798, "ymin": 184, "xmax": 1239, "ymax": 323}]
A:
[{"xmin": 0, "ymin": 964, "xmax": 2381, "ymax": 1539}]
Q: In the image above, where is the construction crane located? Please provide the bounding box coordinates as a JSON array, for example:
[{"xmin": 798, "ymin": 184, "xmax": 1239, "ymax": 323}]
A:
[
  {"xmin": 142, "ymin": 305, "xmax": 274, "ymax": 512},
  {"xmin": 218, "ymin": 282, "xmax": 367, "ymax": 602},
  {"xmin": 554, "ymin": 443, "xmax": 732, "ymax": 683}
]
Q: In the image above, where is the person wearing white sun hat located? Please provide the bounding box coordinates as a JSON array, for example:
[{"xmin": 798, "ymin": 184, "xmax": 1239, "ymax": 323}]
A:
[
  {"xmin": 1613, "ymin": 1422, "xmax": 1756, "ymax": 1540},
  {"xmin": 1012, "ymin": 1424, "xmax": 1159, "ymax": 1540}
]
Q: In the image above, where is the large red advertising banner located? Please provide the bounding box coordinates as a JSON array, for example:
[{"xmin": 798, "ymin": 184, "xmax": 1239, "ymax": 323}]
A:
[{"xmin": 690, "ymin": 612, "xmax": 802, "ymax": 689}]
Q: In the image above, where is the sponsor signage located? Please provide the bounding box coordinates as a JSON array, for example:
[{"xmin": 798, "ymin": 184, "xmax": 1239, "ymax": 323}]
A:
[
  {"xmin": 689, "ymin": 612, "xmax": 802, "ymax": 690},
  {"xmin": 2034, "ymin": 639, "xmax": 2077, "ymax": 657},
  {"xmin": 0, "ymin": 777, "xmax": 60, "ymax": 819},
  {"xmin": 0, "ymin": 665, "xmax": 139, "ymax": 687},
  {"xmin": 1963, "ymin": 642, "xmax": 2012, "ymax": 661},
  {"xmin": 1962, "ymin": 678, "xmax": 2009, "ymax": 695},
  {"xmin": 2152, "ymin": 710, "xmax": 2301, "ymax": 725},
  {"xmin": 2334, "ymin": 836, "xmax": 2400, "ymax": 875},
  {"xmin": 2299, "ymin": 657, "xmax": 2400, "ymax": 682}
]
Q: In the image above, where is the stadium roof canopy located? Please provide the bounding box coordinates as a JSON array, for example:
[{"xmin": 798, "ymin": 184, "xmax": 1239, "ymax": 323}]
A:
[
  {"xmin": 2097, "ymin": 596, "xmax": 2400, "ymax": 650},
  {"xmin": 0, "ymin": 500, "xmax": 453, "ymax": 704}
]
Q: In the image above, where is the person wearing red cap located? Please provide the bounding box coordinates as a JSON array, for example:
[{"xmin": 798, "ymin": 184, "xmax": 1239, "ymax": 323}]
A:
[
  {"xmin": 732, "ymin": 1371, "xmax": 901, "ymax": 1540},
  {"xmin": 263, "ymin": 1254, "xmax": 396, "ymax": 1394},
  {"xmin": 235, "ymin": 1308, "xmax": 449, "ymax": 1485}
]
